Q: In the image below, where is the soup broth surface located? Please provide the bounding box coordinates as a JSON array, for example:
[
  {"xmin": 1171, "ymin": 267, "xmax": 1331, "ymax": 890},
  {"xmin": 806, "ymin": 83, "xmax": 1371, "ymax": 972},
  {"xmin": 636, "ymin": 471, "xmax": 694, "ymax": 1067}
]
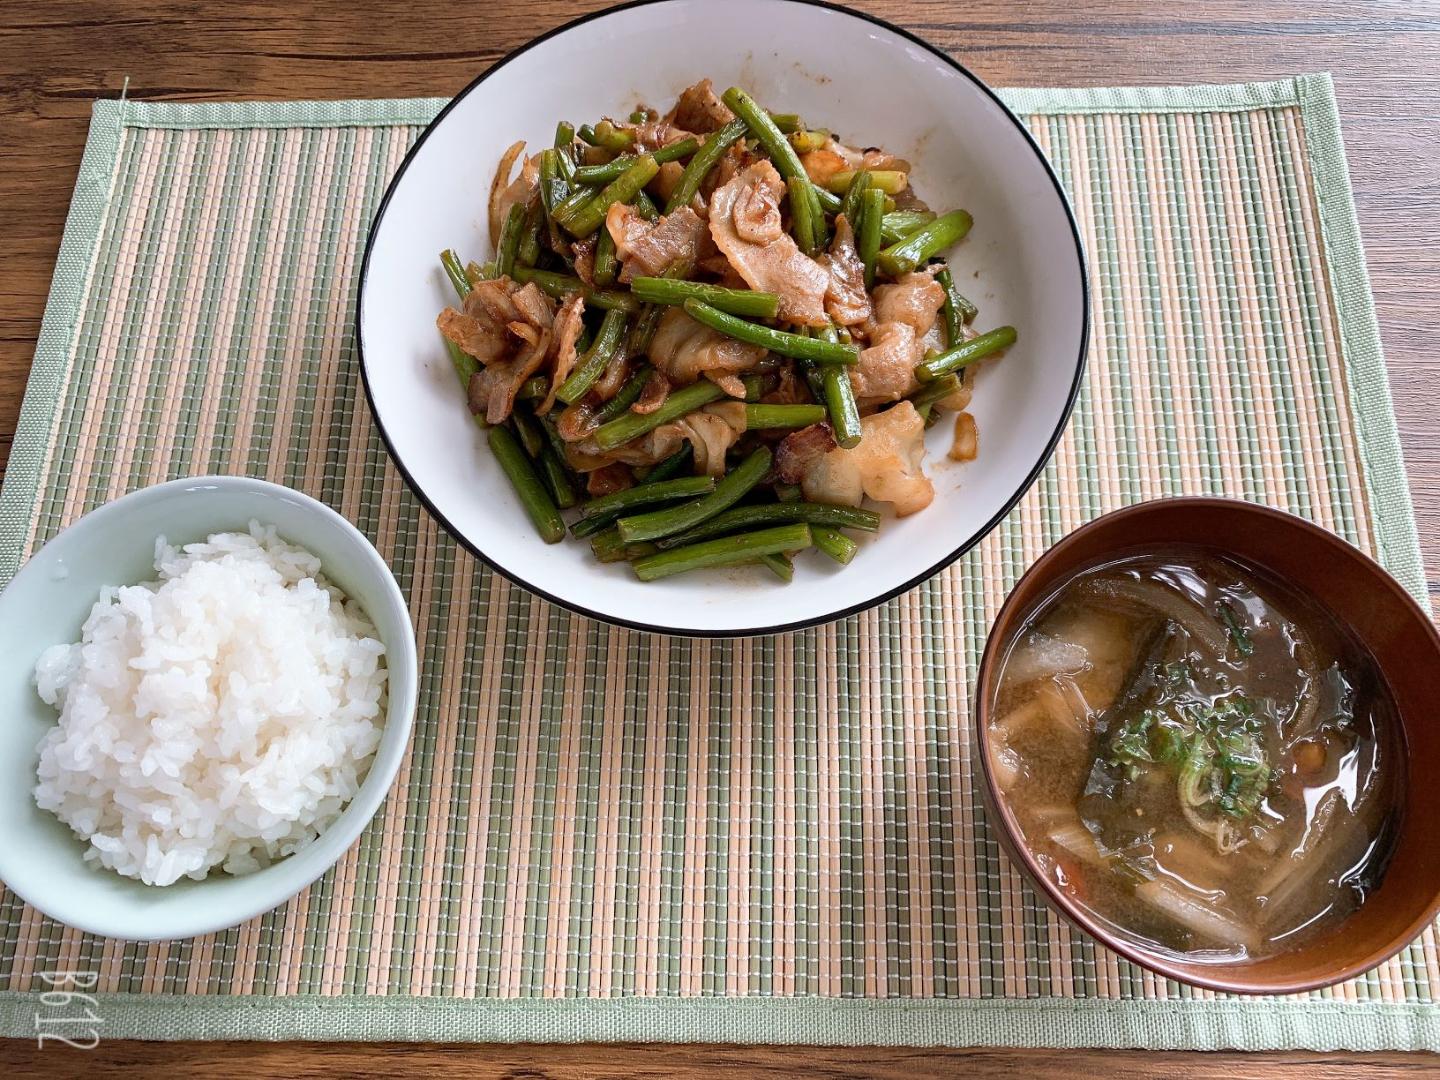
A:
[{"xmin": 990, "ymin": 550, "xmax": 1402, "ymax": 962}]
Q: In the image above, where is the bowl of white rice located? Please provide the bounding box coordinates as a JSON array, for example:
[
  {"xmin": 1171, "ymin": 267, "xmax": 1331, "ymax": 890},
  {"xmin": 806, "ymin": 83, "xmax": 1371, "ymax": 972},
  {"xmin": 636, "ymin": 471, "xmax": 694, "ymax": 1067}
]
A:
[{"xmin": 0, "ymin": 476, "xmax": 418, "ymax": 940}]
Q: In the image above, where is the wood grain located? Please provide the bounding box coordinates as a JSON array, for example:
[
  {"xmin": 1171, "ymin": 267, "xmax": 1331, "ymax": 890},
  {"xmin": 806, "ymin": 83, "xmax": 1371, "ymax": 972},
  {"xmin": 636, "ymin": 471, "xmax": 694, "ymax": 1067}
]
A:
[
  {"xmin": 0, "ymin": 0, "xmax": 1437, "ymax": 1074},
  {"xmin": 3, "ymin": 1041, "xmax": 1439, "ymax": 1078}
]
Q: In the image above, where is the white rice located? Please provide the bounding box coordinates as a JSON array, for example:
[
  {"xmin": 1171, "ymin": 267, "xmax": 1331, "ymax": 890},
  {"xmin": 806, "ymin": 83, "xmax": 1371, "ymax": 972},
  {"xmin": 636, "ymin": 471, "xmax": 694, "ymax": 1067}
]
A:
[{"xmin": 33, "ymin": 522, "xmax": 387, "ymax": 887}]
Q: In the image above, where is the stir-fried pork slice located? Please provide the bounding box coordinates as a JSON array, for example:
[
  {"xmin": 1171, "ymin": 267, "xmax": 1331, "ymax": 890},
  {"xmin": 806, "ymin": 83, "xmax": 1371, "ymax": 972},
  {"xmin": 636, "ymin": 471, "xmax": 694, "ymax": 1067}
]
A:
[
  {"xmin": 668, "ymin": 79, "xmax": 734, "ymax": 134},
  {"xmin": 633, "ymin": 369, "xmax": 671, "ymax": 414},
  {"xmin": 801, "ymin": 401, "xmax": 934, "ymax": 516},
  {"xmin": 872, "ymin": 271, "xmax": 945, "ymax": 336},
  {"xmin": 601, "ymin": 404, "xmax": 745, "ymax": 475},
  {"xmin": 604, "ymin": 204, "xmax": 709, "ymax": 282},
  {"xmin": 674, "ymin": 405, "xmax": 747, "ymax": 476},
  {"xmin": 537, "ymin": 293, "xmax": 586, "ymax": 415},
  {"xmin": 576, "ymin": 396, "xmax": 745, "ymax": 477},
  {"xmin": 932, "ymin": 328, "xmax": 978, "ymax": 413},
  {"xmin": 949, "ymin": 411, "xmax": 978, "ymax": 462},
  {"xmin": 490, "ymin": 142, "xmax": 537, "ymax": 242},
  {"xmin": 760, "ymin": 367, "xmax": 811, "ymax": 406},
  {"xmin": 938, "ymin": 370, "xmax": 974, "ymax": 412},
  {"xmin": 458, "ymin": 278, "xmax": 525, "ymax": 334},
  {"xmin": 648, "ymin": 306, "xmax": 767, "ymax": 393},
  {"xmin": 556, "ymin": 400, "xmax": 600, "ymax": 443},
  {"xmin": 652, "ymin": 161, "xmax": 687, "ymax": 205},
  {"xmin": 627, "ymin": 118, "xmax": 697, "ymax": 152},
  {"xmin": 708, "ymin": 372, "xmax": 747, "ymax": 398},
  {"xmin": 586, "ymin": 463, "xmax": 634, "ymax": 498},
  {"xmin": 437, "ymin": 278, "xmax": 553, "ymax": 367},
  {"xmin": 818, "ymin": 215, "xmax": 871, "ymax": 327},
  {"xmin": 605, "ymin": 205, "xmax": 650, "ymax": 263},
  {"xmin": 707, "ymin": 142, "xmax": 748, "ymax": 198},
  {"xmin": 439, "ymin": 279, "xmax": 556, "ymax": 424},
  {"xmin": 570, "ymin": 233, "xmax": 598, "ymax": 285},
  {"xmin": 890, "ymin": 185, "xmax": 931, "ymax": 214},
  {"xmin": 918, "ymin": 318, "xmax": 945, "ymax": 357},
  {"xmin": 437, "ymin": 308, "xmax": 507, "ymax": 367},
  {"xmin": 468, "ymin": 323, "xmax": 553, "ymax": 426},
  {"xmin": 594, "ymin": 350, "xmax": 631, "ymax": 400},
  {"xmin": 774, "ymin": 422, "xmax": 838, "ymax": 485},
  {"xmin": 850, "ymin": 321, "xmax": 924, "ymax": 403},
  {"xmin": 800, "ymin": 150, "xmax": 849, "ymax": 187},
  {"xmin": 708, "ymin": 160, "xmax": 830, "ymax": 327},
  {"xmin": 510, "ymin": 280, "xmax": 555, "ymax": 330},
  {"xmin": 828, "ymin": 140, "xmax": 912, "ymax": 177},
  {"xmin": 574, "ymin": 425, "xmax": 685, "ymax": 470},
  {"xmin": 694, "ymin": 254, "xmax": 749, "ymax": 289},
  {"xmin": 862, "ymin": 148, "xmax": 911, "ymax": 173}
]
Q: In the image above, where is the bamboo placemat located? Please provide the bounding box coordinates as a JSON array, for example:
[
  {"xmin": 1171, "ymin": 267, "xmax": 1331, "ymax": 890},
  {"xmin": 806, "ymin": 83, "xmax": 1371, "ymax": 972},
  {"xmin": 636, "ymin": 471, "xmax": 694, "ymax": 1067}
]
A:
[{"xmin": 0, "ymin": 75, "xmax": 1434, "ymax": 1050}]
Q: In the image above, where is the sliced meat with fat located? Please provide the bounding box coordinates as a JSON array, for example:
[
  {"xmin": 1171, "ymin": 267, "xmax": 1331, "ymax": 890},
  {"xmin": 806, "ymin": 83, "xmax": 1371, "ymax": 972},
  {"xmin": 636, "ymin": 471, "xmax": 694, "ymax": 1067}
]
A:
[
  {"xmin": 568, "ymin": 425, "xmax": 687, "ymax": 471},
  {"xmin": 605, "ymin": 204, "xmax": 709, "ymax": 282},
  {"xmin": 586, "ymin": 463, "xmax": 635, "ymax": 497},
  {"xmin": 556, "ymin": 400, "xmax": 600, "ymax": 443},
  {"xmin": 437, "ymin": 307, "xmax": 508, "ymax": 366},
  {"xmin": 627, "ymin": 118, "xmax": 697, "ymax": 152},
  {"xmin": 632, "ymin": 369, "xmax": 672, "ymax": 414},
  {"xmin": 605, "ymin": 204, "xmax": 650, "ymax": 262},
  {"xmin": 468, "ymin": 323, "xmax": 553, "ymax": 425},
  {"xmin": 570, "ymin": 233, "xmax": 598, "ymax": 285},
  {"xmin": 760, "ymin": 367, "xmax": 811, "ymax": 406},
  {"xmin": 827, "ymin": 140, "xmax": 912, "ymax": 178},
  {"xmin": 674, "ymin": 405, "xmax": 746, "ymax": 476},
  {"xmin": 583, "ymin": 396, "xmax": 745, "ymax": 475},
  {"xmin": 801, "ymin": 401, "xmax": 934, "ymax": 516},
  {"xmin": 706, "ymin": 371, "xmax": 747, "ymax": 398},
  {"xmin": 490, "ymin": 143, "xmax": 537, "ymax": 243},
  {"xmin": 510, "ymin": 281, "xmax": 555, "ymax": 330},
  {"xmin": 872, "ymin": 271, "xmax": 945, "ymax": 336},
  {"xmin": 651, "ymin": 160, "xmax": 687, "ymax": 205},
  {"xmin": 577, "ymin": 425, "xmax": 686, "ymax": 469},
  {"xmin": 537, "ymin": 292, "xmax": 586, "ymax": 415},
  {"xmin": 800, "ymin": 149, "xmax": 849, "ymax": 187},
  {"xmin": 442, "ymin": 278, "xmax": 557, "ymax": 424},
  {"xmin": 774, "ymin": 422, "xmax": 838, "ymax": 485},
  {"xmin": 594, "ymin": 349, "xmax": 631, "ymax": 400},
  {"xmin": 849, "ymin": 321, "xmax": 924, "ymax": 403},
  {"xmin": 647, "ymin": 306, "xmax": 768, "ymax": 390},
  {"xmin": 437, "ymin": 277, "xmax": 554, "ymax": 368},
  {"xmin": 668, "ymin": 79, "xmax": 734, "ymax": 134},
  {"xmin": 707, "ymin": 160, "xmax": 830, "ymax": 327},
  {"xmin": 818, "ymin": 215, "xmax": 871, "ymax": 327}
]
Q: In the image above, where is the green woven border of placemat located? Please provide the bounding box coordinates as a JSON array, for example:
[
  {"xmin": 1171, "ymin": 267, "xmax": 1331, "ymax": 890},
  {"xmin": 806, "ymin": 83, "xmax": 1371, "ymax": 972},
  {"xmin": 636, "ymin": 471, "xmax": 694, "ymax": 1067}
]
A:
[
  {"xmin": 0, "ymin": 75, "xmax": 1434, "ymax": 1050},
  {"xmin": 6, "ymin": 993, "xmax": 1440, "ymax": 1050}
]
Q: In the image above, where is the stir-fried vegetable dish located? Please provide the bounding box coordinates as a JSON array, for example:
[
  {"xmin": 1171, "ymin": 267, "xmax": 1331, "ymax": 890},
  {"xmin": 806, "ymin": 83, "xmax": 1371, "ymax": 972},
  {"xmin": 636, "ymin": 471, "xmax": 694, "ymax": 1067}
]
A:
[
  {"xmin": 989, "ymin": 552, "xmax": 1401, "ymax": 961},
  {"xmin": 435, "ymin": 80, "xmax": 1015, "ymax": 580}
]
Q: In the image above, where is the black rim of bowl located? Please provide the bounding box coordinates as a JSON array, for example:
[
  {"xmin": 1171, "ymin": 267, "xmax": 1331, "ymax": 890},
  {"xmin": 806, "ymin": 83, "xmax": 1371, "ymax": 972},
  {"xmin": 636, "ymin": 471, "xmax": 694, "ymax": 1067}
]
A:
[{"xmin": 356, "ymin": 0, "xmax": 1092, "ymax": 638}]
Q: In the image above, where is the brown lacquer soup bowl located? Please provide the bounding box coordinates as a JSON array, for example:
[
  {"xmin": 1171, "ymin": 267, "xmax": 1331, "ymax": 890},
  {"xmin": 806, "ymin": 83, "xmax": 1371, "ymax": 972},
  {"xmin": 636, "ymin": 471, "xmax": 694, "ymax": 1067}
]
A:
[{"xmin": 974, "ymin": 497, "xmax": 1440, "ymax": 994}]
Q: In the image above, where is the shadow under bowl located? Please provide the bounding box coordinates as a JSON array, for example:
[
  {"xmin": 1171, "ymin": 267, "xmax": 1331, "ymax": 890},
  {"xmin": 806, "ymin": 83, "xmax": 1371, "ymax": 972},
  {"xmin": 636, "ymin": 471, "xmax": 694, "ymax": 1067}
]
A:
[{"xmin": 974, "ymin": 497, "xmax": 1440, "ymax": 994}]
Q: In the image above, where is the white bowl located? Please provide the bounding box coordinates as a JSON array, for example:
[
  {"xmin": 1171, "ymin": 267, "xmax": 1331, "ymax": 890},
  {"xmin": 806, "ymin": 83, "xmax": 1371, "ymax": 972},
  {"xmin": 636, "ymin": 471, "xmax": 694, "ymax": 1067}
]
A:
[
  {"xmin": 358, "ymin": 0, "xmax": 1088, "ymax": 637},
  {"xmin": 0, "ymin": 476, "xmax": 418, "ymax": 940}
]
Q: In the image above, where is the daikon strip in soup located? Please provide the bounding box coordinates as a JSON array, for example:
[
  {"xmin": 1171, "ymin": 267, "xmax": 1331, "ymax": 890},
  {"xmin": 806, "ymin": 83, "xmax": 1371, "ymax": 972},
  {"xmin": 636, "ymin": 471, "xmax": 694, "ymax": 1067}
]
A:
[{"xmin": 989, "ymin": 551, "xmax": 1403, "ymax": 962}]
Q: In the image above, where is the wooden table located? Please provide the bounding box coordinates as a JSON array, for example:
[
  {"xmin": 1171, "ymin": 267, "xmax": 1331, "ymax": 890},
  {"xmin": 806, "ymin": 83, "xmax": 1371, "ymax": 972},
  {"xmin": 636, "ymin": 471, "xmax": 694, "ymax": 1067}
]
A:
[{"xmin": 1, "ymin": 0, "xmax": 1437, "ymax": 1075}]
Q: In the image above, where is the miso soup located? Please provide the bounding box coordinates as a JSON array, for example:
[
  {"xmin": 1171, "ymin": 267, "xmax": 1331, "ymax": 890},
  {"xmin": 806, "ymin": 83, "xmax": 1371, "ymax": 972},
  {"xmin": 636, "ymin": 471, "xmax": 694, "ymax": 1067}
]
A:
[{"xmin": 988, "ymin": 551, "xmax": 1402, "ymax": 962}]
